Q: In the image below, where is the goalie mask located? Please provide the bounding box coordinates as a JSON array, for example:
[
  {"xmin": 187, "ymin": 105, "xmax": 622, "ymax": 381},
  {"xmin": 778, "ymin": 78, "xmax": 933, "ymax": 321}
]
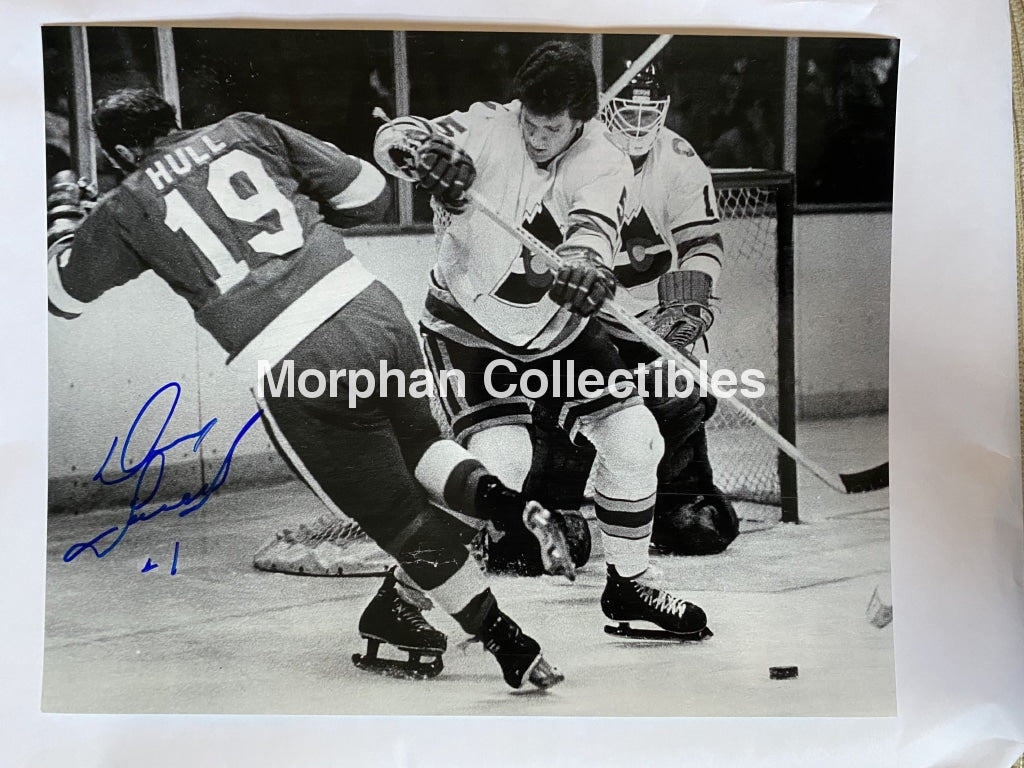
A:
[{"xmin": 601, "ymin": 65, "xmax": 670, "ymax": 157}]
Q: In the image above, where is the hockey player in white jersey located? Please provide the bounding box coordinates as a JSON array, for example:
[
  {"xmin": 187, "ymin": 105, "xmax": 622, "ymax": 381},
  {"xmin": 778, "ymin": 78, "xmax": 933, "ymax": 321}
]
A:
[
  {"xmin": 525, "ymin": 65, "xmax": 741, "ymax": 558},
  {"xmin": 374, "ymin": 41, "xmax": 711, "ymax": 641}
]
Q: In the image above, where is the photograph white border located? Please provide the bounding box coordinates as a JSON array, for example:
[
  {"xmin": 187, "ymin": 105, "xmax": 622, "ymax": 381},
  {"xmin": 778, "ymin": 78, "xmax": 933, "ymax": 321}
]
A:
[{"xmin": 4, "ymin": 0, "xmax": 1023, "ymax": 765}]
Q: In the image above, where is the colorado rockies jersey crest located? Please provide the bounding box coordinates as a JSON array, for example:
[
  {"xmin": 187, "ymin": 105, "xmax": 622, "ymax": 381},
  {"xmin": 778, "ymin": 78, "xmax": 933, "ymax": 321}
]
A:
[
  {"xmin": 48, "ymin": 112, "xmax": 384, "ymax": 365},
  {"xmin": 422, "ymin": 100, "xmax": 633, "ymax": 353},
  {"xmin": 601, "ymin": 128, "xmax": 724, "ymax": 332}
]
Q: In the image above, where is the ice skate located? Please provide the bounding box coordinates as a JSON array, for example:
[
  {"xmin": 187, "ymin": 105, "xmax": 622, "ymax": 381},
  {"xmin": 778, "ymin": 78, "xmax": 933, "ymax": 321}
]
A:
[
  {"xmin": 478, "ymin": 477, "xmax": 576, "ymax": 581},
  {"xmin": 352, "ymin": 569, "xmax": 447, "ymax": 680},
  {"xmin": 601, "ymin": 565, "xmax": 712, "ymax": 641},
  {"xmin": 478, "ymin": 604, "xmax": 564, "ymax": 690},
  {"xmin": 522, "ymin": 501, "xmax": 577, "ymax": 581}
]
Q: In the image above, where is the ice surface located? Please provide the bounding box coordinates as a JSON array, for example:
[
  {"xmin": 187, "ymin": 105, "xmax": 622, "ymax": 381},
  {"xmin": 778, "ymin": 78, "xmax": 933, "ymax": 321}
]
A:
[{"xmin": 42, "ymin": 415, "xmax": 893, "ymax": 716}]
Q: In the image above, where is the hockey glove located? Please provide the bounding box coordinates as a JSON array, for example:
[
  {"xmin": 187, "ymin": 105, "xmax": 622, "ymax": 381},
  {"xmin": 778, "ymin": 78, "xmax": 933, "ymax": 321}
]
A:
[
  {"xmin": 46, "ymin": 170, "xmax": 96, "ymax": 251},
  {"xmin": 639, "ymin": 270, "xmax": 715, "ymax": 350},
  {"xmin": 414, "ymin": 135, "xmax": 476, "ymax": 214},
  {"xmin": 373, "ymin": 116, "xmax": 434, "ymax": 181},
  {"xmin": 548, "ymin": 244, "xmax": 617, "ymax": 317}
]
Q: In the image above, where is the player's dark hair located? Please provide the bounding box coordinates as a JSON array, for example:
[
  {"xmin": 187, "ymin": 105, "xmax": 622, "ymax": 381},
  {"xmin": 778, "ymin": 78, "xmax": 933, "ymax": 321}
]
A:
[
  {"xmin": 92, "ymin": 87, "xmax": 179, "ymax": 155},
  {"xmin": 512, "ymin": 41, "xmax": 598, "ymax": 122}
]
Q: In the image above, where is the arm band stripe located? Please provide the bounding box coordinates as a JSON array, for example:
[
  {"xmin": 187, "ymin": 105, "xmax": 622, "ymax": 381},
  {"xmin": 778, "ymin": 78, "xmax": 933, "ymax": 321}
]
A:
[
  {"xmin": 47, "ymin": 253, "xmax": 87, "ymax": 316},
  {"xmin": 670, "ymin": 218, "xmax": 720, "ymax": 235},
  {"xmin": 568, "ymin": 207, "xmax": 618, "ymax": 232},
  {"xmin": 327, "ymin": 160, "xmax": 387, "ymax": 210}
]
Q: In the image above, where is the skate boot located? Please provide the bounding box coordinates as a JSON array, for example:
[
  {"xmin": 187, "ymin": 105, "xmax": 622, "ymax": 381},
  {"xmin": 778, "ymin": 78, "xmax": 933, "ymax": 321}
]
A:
[
  {"xmin": 477, "ymin": 476, "xmax": 576, "ymax": 581},
  {"xmin": 352, "ymin": 569, "xmax": 447, "ymax": 679},
  {"xmin": 601, "ymin": 565, "xmax": 712, "ymax": 641},
  {"xmin": 478, "ymin": 603, "xmax": 564, "ymax": 690}
]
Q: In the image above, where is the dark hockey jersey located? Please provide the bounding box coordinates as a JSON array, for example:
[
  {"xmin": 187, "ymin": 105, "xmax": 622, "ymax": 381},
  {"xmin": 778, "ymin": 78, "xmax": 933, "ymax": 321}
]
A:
[{"xmin": 48, "ymin": 112, "xmax": 387, "ymax": 370}]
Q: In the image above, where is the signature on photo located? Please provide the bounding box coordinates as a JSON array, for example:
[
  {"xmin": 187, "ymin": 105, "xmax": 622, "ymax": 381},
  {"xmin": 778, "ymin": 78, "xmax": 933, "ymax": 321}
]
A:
[{"xmin": 63, "ymin": 382, "xmax": 260, "ymax": 563}]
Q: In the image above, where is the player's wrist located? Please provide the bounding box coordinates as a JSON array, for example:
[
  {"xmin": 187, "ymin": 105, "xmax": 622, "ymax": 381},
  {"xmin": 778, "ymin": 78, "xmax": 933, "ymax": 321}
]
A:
[
  {"xmin": 412, "ymin": 135, "xmax": 477, "ymax": 214},
  {"xmin": 549, "ymin": 244, "xmax": 617, "ymax": 316}
]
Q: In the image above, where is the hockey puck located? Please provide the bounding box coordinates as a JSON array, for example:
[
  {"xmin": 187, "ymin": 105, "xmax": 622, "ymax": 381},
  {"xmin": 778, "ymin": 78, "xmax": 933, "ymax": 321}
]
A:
[{"xmin": 769, "ymin": 666, "xmax": 798, "ymax": 680}]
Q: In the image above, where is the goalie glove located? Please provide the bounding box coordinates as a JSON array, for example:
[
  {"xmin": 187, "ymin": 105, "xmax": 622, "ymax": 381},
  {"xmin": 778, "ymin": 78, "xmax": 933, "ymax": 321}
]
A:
[
  {"xmin": 548, "ymin": 244, "xmax": 617, "ymax": 317},
  {"xmin": 639, "ymin": 270, "xmax": 716, "ymax": 350},
  {"xmin": 46, "ymin": 170, "xmax": 96, "ymax": 253},
  {"xmin": 413, "ymin": 134, "xmax": 476, "ymax": 214}
]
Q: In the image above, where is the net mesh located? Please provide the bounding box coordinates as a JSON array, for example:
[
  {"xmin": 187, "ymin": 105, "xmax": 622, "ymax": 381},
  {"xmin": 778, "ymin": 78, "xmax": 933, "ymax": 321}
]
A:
[{"xmin": 703, "ymin": 181, "xmax": 784, "ymax": 511}]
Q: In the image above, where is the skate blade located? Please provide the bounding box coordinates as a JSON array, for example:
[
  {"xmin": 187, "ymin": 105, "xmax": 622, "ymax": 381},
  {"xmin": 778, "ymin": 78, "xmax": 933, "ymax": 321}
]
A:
[
  {"xmin": 360, "ymin": 633, "xmax": 446, "ymax": 655},
  {"xmin": 352, "ymin": 652, "xmax": 444, "ymax": 680},
  {"xmin": 603, "ymin": 622, "xmax": 713, "ymax": 642},
  {"xmin": 528, "ymin": 656, "xmax": 565, "ymax": 689},
  {"xmin": 523, "ymin": 501, "xmax": 576, "ymax": 582}
]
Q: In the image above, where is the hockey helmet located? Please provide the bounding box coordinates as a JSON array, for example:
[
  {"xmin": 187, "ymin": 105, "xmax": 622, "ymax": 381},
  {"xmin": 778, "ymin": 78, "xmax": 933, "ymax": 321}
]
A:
[{"xmin": 601, "ymin": 64, "xmax": 670, "ymax": 157}]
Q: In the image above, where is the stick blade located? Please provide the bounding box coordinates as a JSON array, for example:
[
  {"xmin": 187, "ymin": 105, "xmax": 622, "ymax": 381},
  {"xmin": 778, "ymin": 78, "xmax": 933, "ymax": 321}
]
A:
[{"xmin": 839, "ymin": 462, "xmax": 889, "ymax": 494}]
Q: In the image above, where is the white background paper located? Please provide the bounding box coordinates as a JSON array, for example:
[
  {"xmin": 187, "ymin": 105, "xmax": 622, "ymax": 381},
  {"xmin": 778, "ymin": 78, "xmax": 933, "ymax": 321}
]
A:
[{"xmin": 2, "ymin": 0, "xmax": 1023, "ymax": 766}]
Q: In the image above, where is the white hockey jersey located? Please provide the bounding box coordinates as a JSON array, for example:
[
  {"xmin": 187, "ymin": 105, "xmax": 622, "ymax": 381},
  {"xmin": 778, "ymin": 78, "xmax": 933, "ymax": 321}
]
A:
[
  {"xmin": 381, "ymin": 101, "xmax": 633, "ymax": 353},
  {"xmin": 600, "ymin": 128, "xmax": 724, "ymax": 339}
]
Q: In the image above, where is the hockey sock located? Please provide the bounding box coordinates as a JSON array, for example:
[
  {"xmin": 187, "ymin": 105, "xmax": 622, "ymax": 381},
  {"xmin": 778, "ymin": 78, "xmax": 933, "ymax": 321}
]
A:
[
  {"xmin": 413, "ymin": 438, "xmax": 533, "ymax": 530},
  {"xmin": 383, "ymin": 506, "xmax": 479, "ymax": 591},
  {"xmin": 594, "ymin": 489, "xmax": 656, "ymax": 579},
  {"xmin": 392, "ymin": 566, "xmax": 435, "ymax": 610},
  {"xmin": 578, "ymin": 406, "xmax": 662, "ymax": 580},
  {"xmin": 413, "ymin": 439, "xmax": 489, "ymax": 522}
]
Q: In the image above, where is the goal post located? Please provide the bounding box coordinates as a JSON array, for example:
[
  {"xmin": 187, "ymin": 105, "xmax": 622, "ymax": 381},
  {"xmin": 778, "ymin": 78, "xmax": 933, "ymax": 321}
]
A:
[{"xmin": 706, "ymin": 169, "xmax": 797, "ymax": 524}]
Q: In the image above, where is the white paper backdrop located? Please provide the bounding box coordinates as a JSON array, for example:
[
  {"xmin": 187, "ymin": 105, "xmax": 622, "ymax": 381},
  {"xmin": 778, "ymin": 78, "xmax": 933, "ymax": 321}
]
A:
[{"xmin": 2, "ymin": 0, "xmax": 1023, "ymax": 766}]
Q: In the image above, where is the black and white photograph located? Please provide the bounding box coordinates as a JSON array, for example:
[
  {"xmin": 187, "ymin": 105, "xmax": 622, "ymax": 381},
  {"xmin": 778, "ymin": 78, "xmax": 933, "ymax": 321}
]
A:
[{"xmin": 43, "ymin": 24, "xmax": 896, "ymax": 717}]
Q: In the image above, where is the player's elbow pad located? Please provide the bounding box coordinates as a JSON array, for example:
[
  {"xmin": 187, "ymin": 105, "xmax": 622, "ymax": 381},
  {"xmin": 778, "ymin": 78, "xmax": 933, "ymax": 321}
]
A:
[
  {"xmin": 48, "ymin": 298, "xmax": 81, "ymax": 320},
  {"xmin": 47, "ymin": 250, "xmax": 86, "ymax": 320},
  {"xmin": 322, "ymin": 159, "xmax": 391, "ymax": 228},
  {"xmin": 324, "ymin": 183, "xmax": 392, "ymax": 228}
]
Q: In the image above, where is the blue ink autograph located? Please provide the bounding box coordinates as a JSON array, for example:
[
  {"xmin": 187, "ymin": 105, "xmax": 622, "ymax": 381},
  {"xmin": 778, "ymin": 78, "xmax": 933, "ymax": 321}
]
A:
[
  {"xmin": 142, "ymin": 541, "xmax": 180, "ymax": 574},
  {"xmin": 63, "ymin": 382, "xmax": 260, "ymax": 563}
]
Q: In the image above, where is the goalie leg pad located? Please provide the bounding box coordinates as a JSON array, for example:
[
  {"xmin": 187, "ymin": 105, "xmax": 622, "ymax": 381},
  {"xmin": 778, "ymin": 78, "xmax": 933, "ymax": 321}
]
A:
[
  {"xmin": 644, "ymin": 390, "xmax": 707, "ymax": 484},
  {"xmin": 523, "ymin": 400, "xmax": 595, "ymax": 512},
  {"xmin": 251, "ymin": 514, "xmax": 391, "ymax": 577}
]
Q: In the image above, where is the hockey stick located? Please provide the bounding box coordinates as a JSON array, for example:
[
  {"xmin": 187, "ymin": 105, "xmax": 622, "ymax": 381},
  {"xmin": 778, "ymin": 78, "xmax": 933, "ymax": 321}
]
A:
[
  {"xmin": 598, "ymin": 35, "xmax": 674, "ymax": 110},
  {"xmin": 465, "ymin": 188, "xmax": 889, "ymax": 496}
]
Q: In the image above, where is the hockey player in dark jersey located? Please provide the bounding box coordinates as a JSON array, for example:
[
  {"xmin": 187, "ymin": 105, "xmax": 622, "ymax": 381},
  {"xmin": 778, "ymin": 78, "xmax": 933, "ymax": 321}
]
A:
[{"xmin": 46, "ymin": 87, "xmax": 571, "ymax": 689}]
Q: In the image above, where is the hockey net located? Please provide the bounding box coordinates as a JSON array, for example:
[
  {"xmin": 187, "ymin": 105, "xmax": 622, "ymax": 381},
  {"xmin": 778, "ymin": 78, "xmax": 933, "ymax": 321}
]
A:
[
  {"xmin": 703, "ymin": 170, "xmax": 796, "ymax": 528},
  {"xmin": 252, "ymin": 170, "xmax": 796, "ymax": 574}
]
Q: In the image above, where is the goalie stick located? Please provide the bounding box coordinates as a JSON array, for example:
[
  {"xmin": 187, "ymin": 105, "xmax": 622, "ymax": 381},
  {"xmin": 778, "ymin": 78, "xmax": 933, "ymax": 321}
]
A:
[{"xmin": 464, "ymin": 188, "xmax": 888, "ymax": 496}]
